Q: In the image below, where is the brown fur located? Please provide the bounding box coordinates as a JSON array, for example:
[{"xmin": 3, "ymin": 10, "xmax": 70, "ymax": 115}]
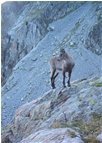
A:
[{"xmin": 50, "ymin": 49, "xmax": 75, "ymax": 89}]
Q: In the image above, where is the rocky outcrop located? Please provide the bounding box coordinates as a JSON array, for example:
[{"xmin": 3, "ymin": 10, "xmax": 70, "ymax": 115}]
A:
[
  {"xmin": 2, "ymin": 76, "xmax": 102, "ymax": 143},
  {"xmin": 1, "ymin": 129, "xmax": 14, "ymax": 143},
  {"xmin": 97, "ymin": 133, "xmax": 102, "ymax": 142},
  {"xmin": 1, "ymin": 1, "xmax": 85, "ymax": 86},
  {"xmin": 20, "ymin": 128, "xmax": 84, "ymax": 143}
]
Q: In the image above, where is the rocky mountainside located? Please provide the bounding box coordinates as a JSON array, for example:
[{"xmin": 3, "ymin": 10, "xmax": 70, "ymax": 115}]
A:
[
  {"xmin": 2, "ymin": 76, "xmax": 102, "ymax": 143},
  {"xmin": 1, "ymin": 1, "xmax": 102, "ymax": 143},
  {"xmin": 1, "ymin": 1, "xmax": 85, "ymax": 86},
  {"xmin": 2, "ymin": 1, "xmax": 102, "ymax": 127},
  {"xmin": 2, "ymin": 1, "xmax": 102, "ymax": 86}
]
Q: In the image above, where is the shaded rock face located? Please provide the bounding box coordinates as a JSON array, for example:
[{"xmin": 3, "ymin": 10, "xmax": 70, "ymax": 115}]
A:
[
  {"xmin": 85, "ymin": 2, "xmax": 102, "ymax": 55},
  {"xmin": 85, "ymin": 22, "xmax": 102, "ymax": 55},
  {"xmin": 1, "ymin": 1, "xmax": 85, "ymax": 86},
  {"xmin": 1, "ymin": 1, "xmax": 28, "ymax": 86},
  {"xmin": 2, "ymin": 77, "xmax": 102, "ymax": 143},
  {"xmin": 1, "ymin": 129, "xmax": 14, "ymax": 143},
  {"xmin": 1, "ymin": 1, "xmax": 27, "ymax": 37}
]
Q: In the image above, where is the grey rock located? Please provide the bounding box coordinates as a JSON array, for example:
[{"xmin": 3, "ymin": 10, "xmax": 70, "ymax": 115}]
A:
[
  {"xmin": 1, "ymin": 129, "xmax": 14, "ymax": 143},
  {"xmin": 19, "ymin": 128, "xmax": 84, "ymax": 143},
  {"xmin": 97, "ymin": 133, "xmax": 102, "ymax": 142}
]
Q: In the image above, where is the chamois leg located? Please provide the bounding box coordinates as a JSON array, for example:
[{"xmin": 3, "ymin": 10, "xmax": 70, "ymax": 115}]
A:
[
  {"xmin": 67, "ymin": 71, "xmax": 71, "ymax": 87},
  {"xmin": 54, "ymin": 72, "xmax": 59, "ymax": 79},
  {"xmin": 62, "ymin": 71, "xmax": 66, "ymax": 88},
  {"xmin": 50, "ymin": 69, "xmax": 56, "ymax": 89}
]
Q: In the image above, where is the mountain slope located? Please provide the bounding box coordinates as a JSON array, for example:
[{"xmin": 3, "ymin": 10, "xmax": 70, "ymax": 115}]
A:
[
  {"xmin": 2, "ymin": 1, "xmax": 102, "ymax": 128},
  {"xmin": 1, "ymin": 1, "xmax": 84, "ymax": 86}
]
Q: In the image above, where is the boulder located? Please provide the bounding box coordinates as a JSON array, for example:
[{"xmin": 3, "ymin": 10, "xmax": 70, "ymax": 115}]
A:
[{"xmin": 19, "ymin": 128, "xmax": 84, "ymax": 143}]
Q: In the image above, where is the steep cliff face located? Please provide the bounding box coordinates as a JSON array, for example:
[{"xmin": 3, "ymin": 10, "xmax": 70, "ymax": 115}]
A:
[
  {"xmin": 85, "ymin": 2, "xmax": 102, "ymax": 55},
  {"xmin": 1, "ymin": 1, "xmax": 27, "ymax": 37},
  {"xmin": 1, "ymin": 1, "xmax": 28, "ymax": 85},
  {"xmin": 1, "ymin": 1, "xmax": 85, "ymax": 86}
]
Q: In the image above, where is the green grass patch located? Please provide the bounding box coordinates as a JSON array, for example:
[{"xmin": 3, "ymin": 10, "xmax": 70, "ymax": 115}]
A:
[
  {"xmin": 90, "ymin": 78, "xmax": 102, "ymax": 87},
  {"xmin": 83, "ymin": 136, "xmax": 100, "ymax": 143},
  {"xmin": 51, "ymin": 113, "xmax": 102, "ymax": 141},
  {"xmin": 93, "ymin": 82, "xmax": 102, "ymax": 87}
]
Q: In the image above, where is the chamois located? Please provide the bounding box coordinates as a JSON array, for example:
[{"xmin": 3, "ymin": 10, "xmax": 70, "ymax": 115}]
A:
[{"xmin": 50, "ymin": 48, "xmax": 75, "ymax": 89}]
